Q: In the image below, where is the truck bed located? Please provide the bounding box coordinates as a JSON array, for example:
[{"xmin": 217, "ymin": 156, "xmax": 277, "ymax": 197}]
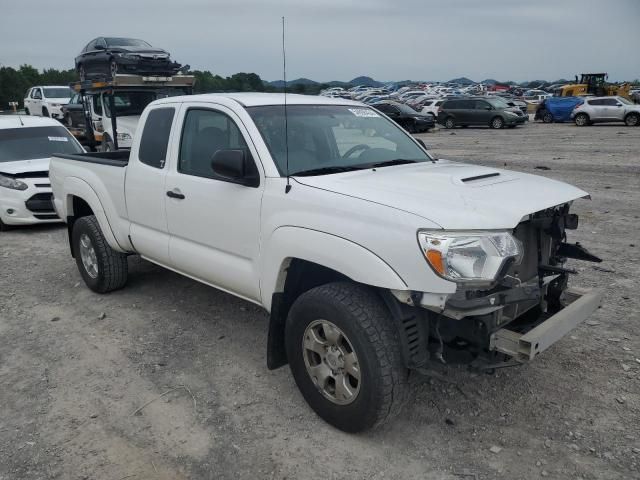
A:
[{"xmin": 54, "ymin": 150, "xmax": 130, "ymax": 168}]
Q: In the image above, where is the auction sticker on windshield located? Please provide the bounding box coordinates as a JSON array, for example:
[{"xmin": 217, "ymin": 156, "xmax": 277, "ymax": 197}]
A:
[
  {"xmin": 48, "ymin": 136, "xmax": 69, "ymax": 142},
  {"xmin": 348, "ymin": 108, "xmax": 380, "ymax": 118}
]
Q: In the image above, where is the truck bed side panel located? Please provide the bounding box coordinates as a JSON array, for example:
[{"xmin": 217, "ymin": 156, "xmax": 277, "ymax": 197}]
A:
[{"xmin": 50, "ymin": 155, "xmax": 133, "ymax": 252}]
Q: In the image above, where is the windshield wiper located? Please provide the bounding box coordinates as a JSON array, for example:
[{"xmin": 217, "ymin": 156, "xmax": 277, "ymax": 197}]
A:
[
  {"xmin": 361, "ymin": 159, "xmax": 418, "ymax": 169},
  {"xmin": 292, "ymin": 165, "xmax": 364, "ymax": 177}
]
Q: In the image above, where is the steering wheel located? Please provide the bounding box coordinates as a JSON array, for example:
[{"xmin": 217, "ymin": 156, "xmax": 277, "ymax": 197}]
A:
[{"xmin": 342, "ymin": 144, "xmax": 371, "ymax": 159}]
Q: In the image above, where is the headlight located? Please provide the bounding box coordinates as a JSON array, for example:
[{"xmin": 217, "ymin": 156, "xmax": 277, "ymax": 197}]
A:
[
  {"xmin": 116, "ymin": 132, "xmax": 131, "ymax": 141},
  {"xmin": 418, "ymin": 231, "xmax": 523, "ymax": 284},
  {"xmin": 0, "ymin": 174, "xmax": 28, "ymax": 191}
]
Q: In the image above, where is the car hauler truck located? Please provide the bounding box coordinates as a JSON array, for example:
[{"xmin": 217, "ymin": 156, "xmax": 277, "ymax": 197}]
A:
[{"xmin": 70, "ymin": 73, "xmax": 195, "ymax": 150}]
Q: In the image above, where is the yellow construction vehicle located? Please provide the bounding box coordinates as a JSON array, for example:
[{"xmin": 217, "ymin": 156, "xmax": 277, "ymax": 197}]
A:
[{"xmin": 555, "ymin": 73, "xmax": 631, "ymax": 98}]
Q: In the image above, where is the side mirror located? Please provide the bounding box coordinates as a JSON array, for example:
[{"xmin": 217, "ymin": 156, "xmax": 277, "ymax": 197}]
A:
[
  {"xmin": 485, "ymin": 106, "xmax": 492, "ymax": 110},
  {"xmin": 416, "ymin": 138, "xmax": 428, "ymax": 149},
  {"xmin": 211, "ymin": 149, "xmax": 259, "ymax": 187}
]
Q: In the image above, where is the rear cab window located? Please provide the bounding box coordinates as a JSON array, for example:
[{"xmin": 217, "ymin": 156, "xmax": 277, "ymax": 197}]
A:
[{"xmin": 138, "ymin": 107, "xmax": 176, "ymax": 169}]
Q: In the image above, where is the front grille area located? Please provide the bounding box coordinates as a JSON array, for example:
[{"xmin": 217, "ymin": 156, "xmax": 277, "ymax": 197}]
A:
[
  {"xmin": 25, "ymin": 193, "xmax": 54, "ymax": 213},
  {"xmin": 510, "ymin": 219, "xmax": 553, "ymax": 283}
]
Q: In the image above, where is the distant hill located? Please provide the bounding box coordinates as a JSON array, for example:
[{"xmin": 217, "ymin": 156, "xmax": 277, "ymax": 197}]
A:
[
  {"xmin": 348, "ymin": 76, "xmax": 383, "ymax": 87},
  {"xmin": 481, "ymin": 78, "xmax": 498, "ymax": 85},
  {"xmin": 448, "ymin": 77, "xmax": 475, "ymax": 85},
  {"xmin": 267, "ymin": 77, "xmax": 319, "ymax": 88},
  {"xmin": 267, "ymin": 75, "xmax": 383, "ymax": 88}
]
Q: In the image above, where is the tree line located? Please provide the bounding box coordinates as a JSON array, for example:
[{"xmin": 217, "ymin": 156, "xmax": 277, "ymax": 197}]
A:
[{"xmin": 0, "ymin": 65, "xmax": 295, "ymax": 110}]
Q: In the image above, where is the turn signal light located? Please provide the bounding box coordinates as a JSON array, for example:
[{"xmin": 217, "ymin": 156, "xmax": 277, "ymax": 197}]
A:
[{"xmin": 425, "ymin": 249, "xmax": 445, "ymax": 275}]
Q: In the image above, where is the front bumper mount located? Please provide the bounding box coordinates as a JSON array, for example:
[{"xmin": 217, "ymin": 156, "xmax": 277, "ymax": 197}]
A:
[{"xmin": 489, "ymin": 287, "xmax": 603, "ymax": 362}]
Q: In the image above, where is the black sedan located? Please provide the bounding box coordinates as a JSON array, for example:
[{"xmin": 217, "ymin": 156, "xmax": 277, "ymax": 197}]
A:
[
  {"xmin": 372, "ymin": 101, "xmax": 435, "ymax": 133},
  {"xmin": 75, "ymin": 37, "xmax": 182, "ymax": 80}
]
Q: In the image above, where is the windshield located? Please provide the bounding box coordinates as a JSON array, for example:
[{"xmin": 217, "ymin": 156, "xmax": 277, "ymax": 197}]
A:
[
  {"xmin": 104, "ymin": 91, "xmax": 157, "ymax": 117},
  {"xmin": 43, "ymin": 88, "xmax": 72, "ymax": 99},
  {"xmin": 247, "ymin": 105, "xmax": 432, "ymax": 176},
  {"xmin": 486, "ymin": 97, "xmax": 511, "ymax": 108},
  {"xmin": 105, "ymin": 37, "xmax": 152, "ymax": 48},
  {"xmin": 0, "ymin": 126, "xmax": 83, "ymax": 162}
]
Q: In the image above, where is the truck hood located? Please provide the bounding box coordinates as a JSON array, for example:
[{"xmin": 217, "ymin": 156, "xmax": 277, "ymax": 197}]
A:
[
  {"xmin": 47, "ymin": 98, "xmax": 71, "ymax": 105},
  {"xmin": 114, "ymin": 115, "xmax": 141, "ymax": 135},
  {"xmin": 294, "ymin": 160, "xmax": 588, "ymax": 230},
  {"xmin": 0, "ymin": 157, "xmax": 50, "ymax": 175}
]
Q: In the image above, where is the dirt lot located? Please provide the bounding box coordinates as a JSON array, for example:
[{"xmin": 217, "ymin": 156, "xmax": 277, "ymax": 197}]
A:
[{"xmin": 1, "ymin": 120, "xmax": 639, "ymax": 480}]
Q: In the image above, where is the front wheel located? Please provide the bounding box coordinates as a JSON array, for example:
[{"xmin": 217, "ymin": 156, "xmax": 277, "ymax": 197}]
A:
[
  {"xmin": 624, "ymin": 112, "xmax": 639, "ymax": 126},
  {"xmin": 444, "ymin": 117, "xmax": 455, "ymax": 129},
  {"xmin": 490, "ymin": 116, "xmax": 504, "ymax": 129},
  {"xmin": 109, "ymin": 59, "xmax": 118, "ymax": 78},
  {"xmin": 72, "ymin": 215, "xmax": 128, "ymax": 293},
  {"xmin": 42, "ymin": 107, "xmax": 50, "ymax": 118},
  {"xmin": 574, "ymin": 113, "xmax": 590, "ymax": 126},
  {"xmin": 286, "ymin": 282, "xmax": 409, "ymax": 432},
  {"xmin": 24, "ymin": 108, "xmax": 30, "ymax": 116},
  {"xmin": 542, "ymin": 111, "xmax": 553, "ymax": 123}
]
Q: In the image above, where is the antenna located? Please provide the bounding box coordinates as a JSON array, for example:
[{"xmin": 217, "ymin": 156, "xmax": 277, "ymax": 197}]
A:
[{"xmin": 282, "ymin": 16, "xmax": 292, "ymax": 194}]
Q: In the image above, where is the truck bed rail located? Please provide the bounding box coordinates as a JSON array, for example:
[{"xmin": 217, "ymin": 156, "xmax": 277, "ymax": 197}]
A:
[{"xmin": 54, "ymin": 151, "xmax": 130, "ymax": 167}]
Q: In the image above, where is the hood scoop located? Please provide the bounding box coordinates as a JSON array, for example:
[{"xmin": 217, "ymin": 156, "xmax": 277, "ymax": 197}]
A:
[{"xmin": 461, "ymin": 172, "xmax": 501, "ymax": 183}]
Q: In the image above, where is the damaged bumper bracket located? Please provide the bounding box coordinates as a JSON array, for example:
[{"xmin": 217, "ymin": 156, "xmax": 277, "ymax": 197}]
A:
[{"xmin": 489, "ymin": 287, "xmax": 604, "ymax": 362}]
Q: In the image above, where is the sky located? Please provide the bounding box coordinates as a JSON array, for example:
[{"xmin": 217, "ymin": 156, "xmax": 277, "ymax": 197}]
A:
[{"xmin": 1, "ymin": 0, "xmax": 639, "ymax": 83}]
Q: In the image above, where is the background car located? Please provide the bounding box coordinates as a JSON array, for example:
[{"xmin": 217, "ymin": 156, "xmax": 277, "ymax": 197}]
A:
[
  {"xmin": 372, "ymin": 101, "xmax": 435, "ymax": 132},
  {"xmin": 534, "ymin": 97, "xmax": 584, "ymax": 123},
  {"xmin": 75, "ymin": 37, "xmax": 182, "ymax": 80},
  {"xmin": 572, "ymin": 96, "xmax": 640, "ymax": 126},
  {"xmin": 420, "ymin": 99, "xmax": 446, "ymax": 117},
  {"xmin": 23, "ymin": 86, "xmax": 72, "ymax": 119},
  {"xmin": 0, "ymin": 116, "xmax": 84, "ymax": 230},
  {"xmin": 437, "ymin": 97, "xmax": 527, "ymax": 129}
]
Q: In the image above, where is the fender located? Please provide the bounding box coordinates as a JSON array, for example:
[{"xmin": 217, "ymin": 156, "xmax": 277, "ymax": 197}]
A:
[
  {"xmin": 63, "ymin": 176, "xmax": 128, "ymax": 253},
  {"xmin": 260, "ymin": 226, "xmax": 408, "ymax": 311}
]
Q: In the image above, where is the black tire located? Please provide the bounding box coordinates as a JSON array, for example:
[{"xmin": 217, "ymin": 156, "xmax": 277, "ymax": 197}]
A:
[
  {"xmin": 574, "ymin": 113, "xmax": 590, "ymax": 126},
  {"xmin": 624, "ymin": 112, "xmax": 639, "ymax": 127},
  {"xmin": 101, "ymin": 135, "xmax": 116, "ymax": 152},
  {"xmin": 64, "ymin": 114, "xmax": 73, "ymax": 128},
  {"xmin": 72, "ymin": 215, "xmax": 128, "ymax": 293},
  {"xmin": 444, "ymin": 117, "xmax": 455, "ymax": 129},
  {"xmin": 0, "ymin": 218, "xmax": 12, "ymax": 232},
  {"xmin": 490, "ymin": 116, "xmax": 504, "ymax": 129},
  {"xmin": 42, "ymin": 107, "xmax": 49, "ymax": 118},
  {"xmin": 24, "ymin": 108, "xmax": 30, "ymax": 116},
  {"xmin": 78, "ymin": 65, "xmax": 86, "ymax": 81},
  {"xmin": 542, "ymin": 111, "xmax": 553, "ymax": 123},
  {"xmin": 285, "ymin": 282, "xmax": 409, "ymax": 432}
]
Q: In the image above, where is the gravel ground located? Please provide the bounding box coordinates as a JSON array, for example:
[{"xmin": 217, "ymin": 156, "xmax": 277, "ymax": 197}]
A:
[{"xmin": 1, "ymin": 120, "xmax": 639, "ymax": 480}]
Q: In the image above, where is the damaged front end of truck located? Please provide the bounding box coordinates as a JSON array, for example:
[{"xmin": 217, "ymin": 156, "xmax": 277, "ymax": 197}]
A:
[{"xmin": 389, "ymin": 203, "xmax": 604, "ymax": 371}]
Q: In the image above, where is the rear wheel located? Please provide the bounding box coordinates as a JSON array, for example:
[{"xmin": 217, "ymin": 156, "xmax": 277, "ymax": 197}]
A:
[
  {"xmin": 624, "ymin": 112, "xmax": 639, "ymax": 126},
  {"xmin": 574, "ymin": 113, "xmax": 590, "ymax": 126},
  {"xmin": 78, "ymin": 65, "xmax": 86, "ymax": 81},
  {"xmin": 285, "ymin": 282, "xmax": 409, "ymax": 432},
  {"xmin": 72, "ymin": 215, "xmax": 128, "ymax": 293},
  {"xmin": 490, "ymin": 116, "xmax": 504, "ymax": 129},
  {"xmin": 542, "ymin": 111, "xmax": 553, "ymax": 123},
  {"xmin": 444, "ymin": 117, "xmax": 455, "ymax": 129}
]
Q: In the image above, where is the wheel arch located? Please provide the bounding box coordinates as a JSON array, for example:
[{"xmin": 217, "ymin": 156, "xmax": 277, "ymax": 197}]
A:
[
  {"xmin": 62, "ymin": 177, "xmax": 123, "ymax": 256},
  {"xmin": 262, "ymin": 227, "xmax": 408, "ymax": 370}
]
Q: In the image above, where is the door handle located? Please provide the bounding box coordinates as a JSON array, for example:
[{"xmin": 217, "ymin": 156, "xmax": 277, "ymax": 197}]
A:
[{"xmin": 166, "ymin": 189, "xmax": 185, "ymax": 199}]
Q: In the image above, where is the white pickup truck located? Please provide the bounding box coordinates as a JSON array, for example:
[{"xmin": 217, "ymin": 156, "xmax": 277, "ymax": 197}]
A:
[{"xmin": 50, "ymin": 93, "xmax": 604, "ymax": 432}]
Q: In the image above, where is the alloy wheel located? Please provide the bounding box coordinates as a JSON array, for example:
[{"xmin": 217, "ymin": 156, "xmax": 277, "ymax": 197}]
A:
[
  {"xmin": 302, "ymin": 319, "xmax": 361, "ymax": 405},
  {"xmin": 79, "ymin": 233, "xmax": 99, "ymax": 279}
]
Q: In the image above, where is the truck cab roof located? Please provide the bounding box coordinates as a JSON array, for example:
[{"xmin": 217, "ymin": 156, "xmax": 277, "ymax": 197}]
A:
[{"xmin": 152, "ymin": 92, "xmax": 361, "ymax": 108}]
